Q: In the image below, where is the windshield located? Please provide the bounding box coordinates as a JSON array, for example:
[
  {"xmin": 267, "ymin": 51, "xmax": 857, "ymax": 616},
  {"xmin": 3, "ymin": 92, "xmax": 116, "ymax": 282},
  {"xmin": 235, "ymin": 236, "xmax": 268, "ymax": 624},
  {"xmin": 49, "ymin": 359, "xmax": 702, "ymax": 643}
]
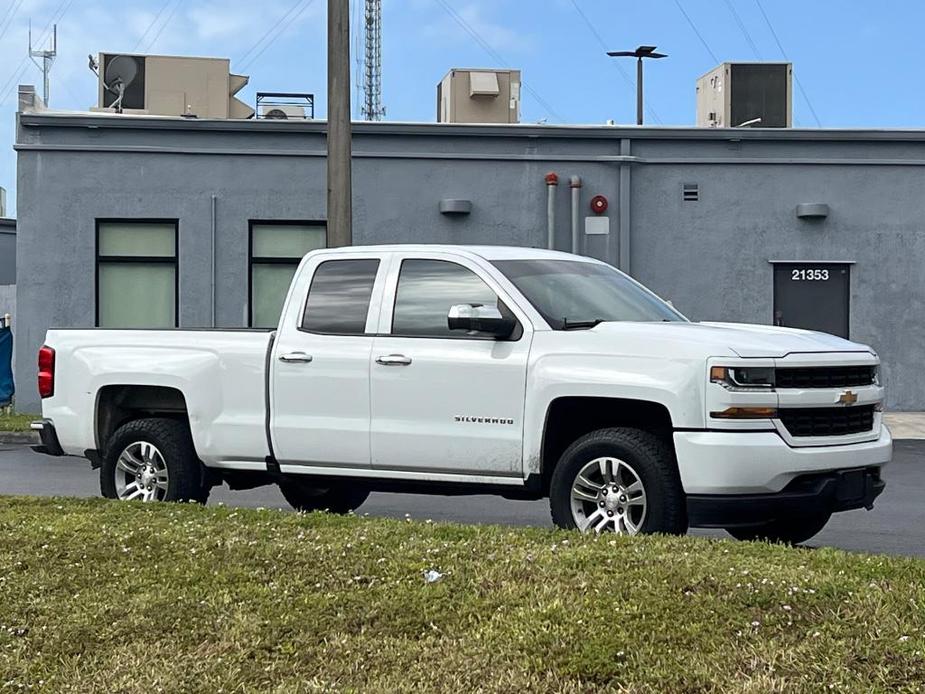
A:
[{"xmin": 492, "ymin": 259, "xmax": 686, "ymax": 329}]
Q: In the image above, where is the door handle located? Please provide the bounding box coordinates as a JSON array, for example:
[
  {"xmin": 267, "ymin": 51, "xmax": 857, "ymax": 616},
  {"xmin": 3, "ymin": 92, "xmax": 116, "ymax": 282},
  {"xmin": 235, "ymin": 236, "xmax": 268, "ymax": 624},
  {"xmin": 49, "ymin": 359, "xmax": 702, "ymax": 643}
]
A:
[
  {"xmin": 376, "ymin": 354, "xmax": 412, "ymax": 366},
  {"xmin": 279, "ymin": 351, "xmax": 313, "ymax": 363}
]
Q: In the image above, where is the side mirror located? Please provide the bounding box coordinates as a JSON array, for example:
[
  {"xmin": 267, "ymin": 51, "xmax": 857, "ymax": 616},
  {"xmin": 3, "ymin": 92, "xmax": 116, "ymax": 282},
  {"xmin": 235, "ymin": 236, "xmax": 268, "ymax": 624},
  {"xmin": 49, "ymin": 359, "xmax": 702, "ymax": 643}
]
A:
[{"xmin": 448, "ymin": 304, "xmax": 515, "ymax": 339}]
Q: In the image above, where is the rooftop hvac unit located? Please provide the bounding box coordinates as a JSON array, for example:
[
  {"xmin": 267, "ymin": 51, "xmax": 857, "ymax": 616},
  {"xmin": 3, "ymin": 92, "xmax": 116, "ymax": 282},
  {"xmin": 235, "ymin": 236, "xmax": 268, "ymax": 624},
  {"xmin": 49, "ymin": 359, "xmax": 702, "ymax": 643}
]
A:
[
  {"xmin": 255, "ymin": 92, "xmax": 315, "ymax": 120},
  {"xmin": 259, "ymin": 104, "xmax": 307, "ymax": 120},
  {"xmin": 92, "ymin": 52, "xmax": 255, "ymax": 119},
  {"xmin": 696, "ymin": 62, "xmax": 792, "ymax": 128},
  {"xmin": 437, "ymin": 68, "xmax": 521, "ymax": 124}
]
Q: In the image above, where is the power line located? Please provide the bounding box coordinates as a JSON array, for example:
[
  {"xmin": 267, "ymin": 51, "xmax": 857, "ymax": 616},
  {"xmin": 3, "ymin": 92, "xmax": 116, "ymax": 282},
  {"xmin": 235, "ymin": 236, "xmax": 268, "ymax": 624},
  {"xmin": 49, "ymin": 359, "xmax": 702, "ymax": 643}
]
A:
[
  {"xmin": 673, "ymin": 0, "xmax": 719, "ymax": 64},
  {"xmin": 723, "ymin": 0, "xmax": 761, "ymax": 59},
  {"xmin": 145, "ymin": 0, "xmax": 181, "ymax": 53},
  {"xmin": 236, "ymin": 0, "xmax": 308, "ymax": 70},
  {"xmin": 132, "ymin": 0, "xmax": 172, "ymax": 53},
  {"xmin": 239, "ymin": 0, "xmax": 316, "ymax": 73},
  {"xmin": 0, "ymin": 0, "xmax": 26, "ymax": 44},
  {"xmin": 754, "ymin": 0, "xmax": 822, "ymax": 127},
  {"xmin": 434, "ymin": 0, "xmax": 565, "ymax": 123},
  {"xmin": 567, "ymin": 0, "xmax": 662, "ymax": 125}
]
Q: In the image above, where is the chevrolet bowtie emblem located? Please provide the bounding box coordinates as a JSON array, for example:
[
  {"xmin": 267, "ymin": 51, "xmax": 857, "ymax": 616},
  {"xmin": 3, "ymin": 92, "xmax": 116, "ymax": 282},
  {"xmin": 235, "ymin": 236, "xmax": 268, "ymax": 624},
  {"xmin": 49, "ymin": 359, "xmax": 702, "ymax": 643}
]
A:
[{"xmin": 838, "ymin": 390, "xmax": 858, "ymax": 406}]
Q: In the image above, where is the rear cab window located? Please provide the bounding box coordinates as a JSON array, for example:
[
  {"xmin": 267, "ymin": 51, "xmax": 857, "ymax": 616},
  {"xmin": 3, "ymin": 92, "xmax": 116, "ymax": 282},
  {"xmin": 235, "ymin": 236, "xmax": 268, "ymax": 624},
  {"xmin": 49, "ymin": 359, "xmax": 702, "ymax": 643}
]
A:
[{"xmin": 301, "ymin": 258, "xmax": 380, "ymax": 335}]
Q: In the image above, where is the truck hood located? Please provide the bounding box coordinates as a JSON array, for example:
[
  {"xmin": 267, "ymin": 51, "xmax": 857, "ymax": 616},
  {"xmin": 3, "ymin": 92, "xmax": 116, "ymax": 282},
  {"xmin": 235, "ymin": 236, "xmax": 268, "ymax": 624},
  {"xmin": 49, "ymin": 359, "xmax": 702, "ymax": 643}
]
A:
[{"xmin": 587, "ymin": 321, "xmax": 872, "ymax": 359}]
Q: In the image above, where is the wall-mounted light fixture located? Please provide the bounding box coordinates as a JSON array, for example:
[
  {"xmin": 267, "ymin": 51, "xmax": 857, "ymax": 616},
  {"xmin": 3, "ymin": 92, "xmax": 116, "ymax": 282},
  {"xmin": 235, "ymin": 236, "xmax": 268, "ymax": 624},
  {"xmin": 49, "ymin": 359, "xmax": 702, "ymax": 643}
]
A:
[
  {"xmin": 796, "ymin": 203, "xmax": 829, "ymax": 220},
  {"xmin": 439, "ymin": 199, "xmax": 472, "ymax": 215}
]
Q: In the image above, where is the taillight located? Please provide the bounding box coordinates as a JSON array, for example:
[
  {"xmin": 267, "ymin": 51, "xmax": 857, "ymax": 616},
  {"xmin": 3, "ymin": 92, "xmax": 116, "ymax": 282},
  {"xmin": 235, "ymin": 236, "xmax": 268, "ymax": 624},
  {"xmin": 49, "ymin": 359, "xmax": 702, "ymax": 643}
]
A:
[{"xmin": 38, "ymin": 345, "xmax": 55, "ymax": 399}]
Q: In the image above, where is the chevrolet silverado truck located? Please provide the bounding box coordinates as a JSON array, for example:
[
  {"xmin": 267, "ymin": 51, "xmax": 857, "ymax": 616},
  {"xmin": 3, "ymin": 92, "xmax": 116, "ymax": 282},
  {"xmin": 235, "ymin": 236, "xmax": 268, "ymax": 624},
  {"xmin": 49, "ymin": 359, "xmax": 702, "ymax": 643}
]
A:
[{"xmin": 32, "ymin": 245, "xmax": 891, "ymax": 542}]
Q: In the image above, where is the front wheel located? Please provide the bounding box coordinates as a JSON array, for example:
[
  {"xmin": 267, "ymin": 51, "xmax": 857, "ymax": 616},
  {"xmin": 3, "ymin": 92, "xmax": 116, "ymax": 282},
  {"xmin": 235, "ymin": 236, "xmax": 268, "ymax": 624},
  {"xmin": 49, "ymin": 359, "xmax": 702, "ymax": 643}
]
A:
[
  {"xmin": 549, "ymin": 428, "xmax": 687, "ymax": 536},
  {"xmin": 278, "ymin": 476, "xmax": 370, "ymax": 514},
  {"xmin": 725, "ymin": 512, "xmax": 832, "ymax": 545},
  {"xmin": 101, "ymin": 418, "xmax": 209, "ymax": 503}
]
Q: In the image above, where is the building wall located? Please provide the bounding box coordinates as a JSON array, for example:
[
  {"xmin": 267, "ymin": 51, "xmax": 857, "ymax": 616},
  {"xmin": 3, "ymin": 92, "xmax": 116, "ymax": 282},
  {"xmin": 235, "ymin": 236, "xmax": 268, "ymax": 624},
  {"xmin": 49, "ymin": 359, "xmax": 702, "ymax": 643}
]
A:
[
  {"xmin": 0, "ymin": 284, "xmax": 15, "ymax": 390},
  {"xmin": 14, "ymin": 114, "xmax": 925, "ymax": 410},
  {"xmin": 0, "ymin": 227, "xmax": 14, "ymax": 284},
  {"xmin": 0, "ymin": 284, "xmax": 14, "ymax": 317}
]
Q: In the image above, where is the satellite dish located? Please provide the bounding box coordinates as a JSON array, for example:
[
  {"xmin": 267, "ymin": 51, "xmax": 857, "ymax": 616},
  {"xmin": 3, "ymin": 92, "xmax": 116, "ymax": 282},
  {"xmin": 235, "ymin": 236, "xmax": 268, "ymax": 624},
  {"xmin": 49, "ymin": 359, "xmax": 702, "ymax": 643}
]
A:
[
  {"xmin": 103, "ymin": 55, "xmax": 139, "ymax": 112},
  {"xmin": 264, "ymin": 108, "xmax": 289, "ymax": 120}
]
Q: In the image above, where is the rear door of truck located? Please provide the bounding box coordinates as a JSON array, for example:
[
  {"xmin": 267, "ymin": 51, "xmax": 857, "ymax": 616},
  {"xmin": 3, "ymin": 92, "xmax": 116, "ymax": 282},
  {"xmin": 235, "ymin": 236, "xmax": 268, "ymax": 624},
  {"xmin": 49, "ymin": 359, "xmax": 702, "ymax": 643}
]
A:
[{"xmin": 269, "ymin": 250, "xmax": 390, "ymax": 468}]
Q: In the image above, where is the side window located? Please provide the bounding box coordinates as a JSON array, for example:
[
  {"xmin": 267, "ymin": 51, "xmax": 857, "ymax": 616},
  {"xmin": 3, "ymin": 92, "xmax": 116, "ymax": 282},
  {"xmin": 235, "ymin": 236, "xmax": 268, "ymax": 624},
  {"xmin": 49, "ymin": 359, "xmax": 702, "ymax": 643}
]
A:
[
  {"xmin": 301, "ymin": 259, "xmax": 380, "ymax": 334},
  {"xmin": 392, "ymin": 259, "xmax": 502, "ymax": 338}
]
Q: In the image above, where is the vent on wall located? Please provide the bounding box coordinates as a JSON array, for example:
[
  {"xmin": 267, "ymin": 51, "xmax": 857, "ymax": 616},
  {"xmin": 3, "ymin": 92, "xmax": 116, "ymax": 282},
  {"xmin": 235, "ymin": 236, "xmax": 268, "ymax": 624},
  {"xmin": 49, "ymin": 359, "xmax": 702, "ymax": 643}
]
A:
[{"xmin": 682, "ymin": 183, "xmax": 700, "ymax": 202}]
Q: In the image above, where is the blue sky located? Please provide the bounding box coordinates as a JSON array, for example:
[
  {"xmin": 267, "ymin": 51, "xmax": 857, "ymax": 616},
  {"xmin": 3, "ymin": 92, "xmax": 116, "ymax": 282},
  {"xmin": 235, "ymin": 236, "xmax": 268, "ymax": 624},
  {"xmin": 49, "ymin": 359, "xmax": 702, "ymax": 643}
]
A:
[{"xmin": 1, "ymin": 0, "xmax": 924, "ymax": 215}]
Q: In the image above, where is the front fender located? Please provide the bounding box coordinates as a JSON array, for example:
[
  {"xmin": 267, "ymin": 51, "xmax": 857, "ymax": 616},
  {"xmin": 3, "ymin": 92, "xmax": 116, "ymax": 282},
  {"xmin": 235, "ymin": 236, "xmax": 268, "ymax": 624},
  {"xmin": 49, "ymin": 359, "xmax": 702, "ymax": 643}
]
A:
[{"xmin": 522, "ymin": 353, "xmax": 706, "ymax": 475}]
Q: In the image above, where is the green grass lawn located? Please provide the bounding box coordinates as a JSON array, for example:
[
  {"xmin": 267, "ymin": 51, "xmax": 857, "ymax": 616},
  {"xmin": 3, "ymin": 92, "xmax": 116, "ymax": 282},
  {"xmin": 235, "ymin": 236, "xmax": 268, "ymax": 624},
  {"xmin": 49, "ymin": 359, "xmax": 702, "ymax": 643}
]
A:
[
  {"xmin": 0, "ymin": 412, "xmax": 37, "ymax": 432},
  {"xmin": 1, "ymin": 497, "xmax": 923, "ymax": 692}
]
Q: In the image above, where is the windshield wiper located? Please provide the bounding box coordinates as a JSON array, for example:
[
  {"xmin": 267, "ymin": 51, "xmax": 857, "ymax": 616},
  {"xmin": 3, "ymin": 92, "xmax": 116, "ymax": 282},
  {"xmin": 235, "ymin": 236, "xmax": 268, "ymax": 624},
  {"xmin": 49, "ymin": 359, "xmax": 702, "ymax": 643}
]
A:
[{"xmin": 561, "ymin": 318, "xmax": 605, "ymax": 330}]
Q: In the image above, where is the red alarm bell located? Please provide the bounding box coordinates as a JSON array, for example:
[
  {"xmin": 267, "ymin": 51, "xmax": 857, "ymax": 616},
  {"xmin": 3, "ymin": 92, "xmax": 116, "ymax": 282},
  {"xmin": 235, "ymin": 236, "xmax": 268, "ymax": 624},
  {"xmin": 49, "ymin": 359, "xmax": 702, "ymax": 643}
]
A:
[{"xmin": 590, "ymin": 195, "xmax": 608, "ymax": 214}]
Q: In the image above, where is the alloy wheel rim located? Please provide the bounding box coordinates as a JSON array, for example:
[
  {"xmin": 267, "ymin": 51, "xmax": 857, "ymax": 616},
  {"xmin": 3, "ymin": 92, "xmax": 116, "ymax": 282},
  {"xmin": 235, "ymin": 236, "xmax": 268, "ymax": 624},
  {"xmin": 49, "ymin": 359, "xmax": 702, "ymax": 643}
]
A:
[
  {"xmin": 114, "ymin": 441, "xmax": 169, "ymax": 502},
  {"xmin": 569, "ymin": 457, "xmax": 647, "ymax": 534}
]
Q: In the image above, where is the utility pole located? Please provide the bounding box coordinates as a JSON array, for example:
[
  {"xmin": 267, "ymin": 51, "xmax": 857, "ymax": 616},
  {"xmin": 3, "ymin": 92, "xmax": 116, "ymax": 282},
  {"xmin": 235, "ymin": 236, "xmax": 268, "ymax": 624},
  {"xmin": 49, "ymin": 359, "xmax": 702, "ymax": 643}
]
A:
[
  {"xmin": 606, "ymin": 45, "xmax": 667, "ymax": 125},
  {"xmin": 327, "ymin": 0, "xmax": 352, "ymax": 247},
  {"xmin": 29, "ymin": 22, "xmax": 57, "ymax": 106}
]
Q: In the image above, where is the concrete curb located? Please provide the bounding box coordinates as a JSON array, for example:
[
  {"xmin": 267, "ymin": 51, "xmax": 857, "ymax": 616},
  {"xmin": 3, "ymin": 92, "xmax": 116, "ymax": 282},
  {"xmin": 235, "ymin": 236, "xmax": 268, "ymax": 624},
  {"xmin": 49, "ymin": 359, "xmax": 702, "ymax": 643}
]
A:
[
  {"xmin": 0, "ymin": 431, "xmax": 39, "ymax": 445},
  {"xmin": 883, "ymin": 413, "xmax": 925, "ymax": 440}
]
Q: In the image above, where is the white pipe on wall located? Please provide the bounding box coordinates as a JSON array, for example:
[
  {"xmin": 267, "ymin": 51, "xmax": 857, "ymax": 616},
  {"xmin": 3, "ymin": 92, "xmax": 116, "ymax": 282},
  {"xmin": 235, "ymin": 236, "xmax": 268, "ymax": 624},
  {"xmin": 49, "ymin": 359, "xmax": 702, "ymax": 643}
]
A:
[
  {"xmin": 569, "ymin": 175, "xmax": 582, "ymax": 254},
  {"xmin": 210, "ymin": 194, "xmax": 217, "ymax": 327},
  {"xmin": 545, "ymin": 172, "xmax": 559, "ymax": 250}
]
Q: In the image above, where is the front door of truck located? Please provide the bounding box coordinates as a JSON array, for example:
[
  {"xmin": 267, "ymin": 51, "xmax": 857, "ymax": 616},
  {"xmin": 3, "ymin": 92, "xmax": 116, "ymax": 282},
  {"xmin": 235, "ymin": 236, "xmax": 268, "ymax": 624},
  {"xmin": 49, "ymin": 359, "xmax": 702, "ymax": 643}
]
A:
[
  {"xmin": 270, "ymin": 252, "xmax": 388, "ymax": 468},
  {"xmin": 369, "ymin": 254, "xmax": 532, "ymax": 477}
]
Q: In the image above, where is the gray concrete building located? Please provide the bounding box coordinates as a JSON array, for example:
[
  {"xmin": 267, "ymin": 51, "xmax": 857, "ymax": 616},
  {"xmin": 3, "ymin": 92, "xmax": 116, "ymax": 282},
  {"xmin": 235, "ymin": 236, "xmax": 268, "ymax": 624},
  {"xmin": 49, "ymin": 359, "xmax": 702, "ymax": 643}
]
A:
[
  {"xmin": 12, "ymin": 107, "xmax": 925, "ymax": 411},
  {"xmin": 0, "ymin": 219, "xmax": 14, "ymax": 286}
]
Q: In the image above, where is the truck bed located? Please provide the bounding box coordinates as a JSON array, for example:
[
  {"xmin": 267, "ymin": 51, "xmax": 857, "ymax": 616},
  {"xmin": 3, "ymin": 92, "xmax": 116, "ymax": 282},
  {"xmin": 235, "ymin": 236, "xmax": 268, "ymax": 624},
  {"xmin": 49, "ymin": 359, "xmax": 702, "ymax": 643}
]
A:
[{"xmin": 41, "ymin": 329, "xmax": 275, "ymax": 465}]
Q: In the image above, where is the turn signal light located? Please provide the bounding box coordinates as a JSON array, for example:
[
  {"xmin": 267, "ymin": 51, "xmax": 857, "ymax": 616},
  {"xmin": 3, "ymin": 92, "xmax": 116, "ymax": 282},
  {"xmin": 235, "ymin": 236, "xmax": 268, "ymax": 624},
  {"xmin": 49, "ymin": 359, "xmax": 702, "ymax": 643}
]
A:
[
  {"xmin": 37, "ymin": 345, "xmax": 55, "ymax": 399},
  {"xmin": 710, "ymin": 407, "xmax": 778, "ymax": 419}
]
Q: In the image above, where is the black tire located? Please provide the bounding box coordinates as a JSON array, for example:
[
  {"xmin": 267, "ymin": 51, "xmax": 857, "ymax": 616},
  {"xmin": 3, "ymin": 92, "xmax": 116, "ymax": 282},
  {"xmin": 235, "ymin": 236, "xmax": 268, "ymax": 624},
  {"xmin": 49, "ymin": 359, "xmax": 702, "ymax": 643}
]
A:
[
  {"xmin": 549, "ymin": 427, "xmax": 687, "ymax": 535},
  {"xmin": 101, "ymin": 418, "xmax": 210, "ymax": 503},
  {"xmin": 278, "ymin": 476, "xmax": 370, "ymax": 514},
  {"xmin": 725, "ymin": 512, "xmax": 832, "ymax": 545}
]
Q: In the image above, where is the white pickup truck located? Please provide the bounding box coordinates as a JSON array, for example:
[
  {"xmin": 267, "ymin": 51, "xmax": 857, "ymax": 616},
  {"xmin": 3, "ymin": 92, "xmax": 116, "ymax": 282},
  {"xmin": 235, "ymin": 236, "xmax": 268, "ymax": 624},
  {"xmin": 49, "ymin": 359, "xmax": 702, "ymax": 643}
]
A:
[{"xmin": 33, "ymin": 245, "xmax": 891, "ymax": 542}]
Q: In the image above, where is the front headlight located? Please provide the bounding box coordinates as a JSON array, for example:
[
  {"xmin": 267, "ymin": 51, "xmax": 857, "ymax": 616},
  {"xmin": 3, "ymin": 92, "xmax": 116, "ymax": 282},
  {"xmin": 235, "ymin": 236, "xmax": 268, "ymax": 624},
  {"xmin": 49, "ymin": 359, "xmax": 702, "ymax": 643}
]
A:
[{"xmin": 710, "ymin": 366, "xmax": 775, "ymax": 392}]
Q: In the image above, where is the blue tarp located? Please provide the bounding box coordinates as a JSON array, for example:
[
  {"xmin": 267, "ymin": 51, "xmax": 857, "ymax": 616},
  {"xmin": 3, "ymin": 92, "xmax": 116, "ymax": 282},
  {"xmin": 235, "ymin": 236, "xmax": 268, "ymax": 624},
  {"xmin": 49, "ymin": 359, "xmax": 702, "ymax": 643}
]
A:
[{"xmin": 0, "ymin": 326, "xmax": 13, "ymax": 406}]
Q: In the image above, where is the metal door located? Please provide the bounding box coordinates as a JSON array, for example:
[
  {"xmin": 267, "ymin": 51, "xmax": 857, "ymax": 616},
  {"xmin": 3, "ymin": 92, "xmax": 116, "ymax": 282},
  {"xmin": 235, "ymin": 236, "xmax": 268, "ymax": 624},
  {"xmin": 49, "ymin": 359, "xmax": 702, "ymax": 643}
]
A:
[{"xmin": 773, "ymin": 263, "xmax": 850, "ymax": 338}]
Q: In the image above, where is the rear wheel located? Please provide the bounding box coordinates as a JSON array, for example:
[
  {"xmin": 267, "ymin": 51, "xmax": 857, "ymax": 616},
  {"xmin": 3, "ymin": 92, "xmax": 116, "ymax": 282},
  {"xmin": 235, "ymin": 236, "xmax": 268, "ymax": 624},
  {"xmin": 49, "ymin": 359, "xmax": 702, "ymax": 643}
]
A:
[
  {"xmin": 101, "ymin": 418, "xmax": 209, "ymax": 503},
  {"xmin": 278, "ymin": 476, "xmax": 370, "ymax": 514},
  {"xmin": 725, "ymin": 512, "xmax": 831, "ymax": 545},
  {"xmin": 549, "ymin": 428, "xmax": 687, "ymax": 535}
]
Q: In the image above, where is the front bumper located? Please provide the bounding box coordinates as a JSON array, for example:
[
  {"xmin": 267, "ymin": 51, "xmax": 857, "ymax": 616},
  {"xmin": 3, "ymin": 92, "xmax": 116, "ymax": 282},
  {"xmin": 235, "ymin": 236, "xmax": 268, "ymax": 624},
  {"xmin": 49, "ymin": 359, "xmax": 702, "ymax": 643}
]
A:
[
  {"xmin": 687, "ymin": 467, "xmax": 885, "ymax": 528},
  {"xmin": 673, "ymin": 425, "xmax": 892, "ymax": 495},
  {"xmin": 30, "ymin": 418, "xmax": 64, "ymax": 456}
]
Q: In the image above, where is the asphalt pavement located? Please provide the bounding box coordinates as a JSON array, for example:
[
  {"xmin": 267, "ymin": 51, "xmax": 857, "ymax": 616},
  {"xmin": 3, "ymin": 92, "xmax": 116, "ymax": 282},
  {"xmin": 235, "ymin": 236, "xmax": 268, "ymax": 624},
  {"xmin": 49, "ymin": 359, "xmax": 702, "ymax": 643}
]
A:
[{"xmin": 1, "ymin": 440, "xmax": 923, "ymax": 556}]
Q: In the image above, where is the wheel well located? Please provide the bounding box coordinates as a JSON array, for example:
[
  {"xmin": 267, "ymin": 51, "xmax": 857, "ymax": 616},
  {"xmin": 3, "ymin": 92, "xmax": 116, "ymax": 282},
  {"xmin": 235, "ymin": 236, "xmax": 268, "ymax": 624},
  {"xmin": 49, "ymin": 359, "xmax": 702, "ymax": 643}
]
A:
[
  {"xmin": 540, "ymin": 397, "xmax": 674, "ymax": 492},
  {"xmin": 96, "ymin": 385, "xmax": 189, "ymax": 453}
]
